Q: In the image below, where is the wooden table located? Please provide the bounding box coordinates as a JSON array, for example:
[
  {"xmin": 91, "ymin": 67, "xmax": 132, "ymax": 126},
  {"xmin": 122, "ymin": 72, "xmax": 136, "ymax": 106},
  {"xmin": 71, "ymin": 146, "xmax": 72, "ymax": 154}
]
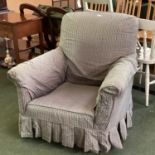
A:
[{"xmin": 0, "ymin": 12, "xmax": 43, "ymax": 63}]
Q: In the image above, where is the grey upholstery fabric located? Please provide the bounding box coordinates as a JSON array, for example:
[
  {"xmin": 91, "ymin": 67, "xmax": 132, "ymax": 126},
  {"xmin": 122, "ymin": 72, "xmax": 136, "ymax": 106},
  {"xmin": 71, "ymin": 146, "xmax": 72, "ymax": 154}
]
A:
[
  {"xmin": 28, "ymin": 82, "xmax": 98, "ymax": 116},
  {"xmin": 60, "ymin": 12, "xmax": 138, "ymax": 84},
  {"xmin": 8, "ymin": 12, "xmax": 139, "ymax": 153},
  {"xmin": 25, "ymin": 82, "xmax": 98, "ymax": 128},
  {"xmin": 8, "ymin": 47, "xmax": 66, "ymax": 100},
  {"xmin": 8, "ymin": 47, "xmax": 66, "ymax": 112},
  {"xmin": 99, "ymin": 53, "xmax": 137, "ymax": 96}
]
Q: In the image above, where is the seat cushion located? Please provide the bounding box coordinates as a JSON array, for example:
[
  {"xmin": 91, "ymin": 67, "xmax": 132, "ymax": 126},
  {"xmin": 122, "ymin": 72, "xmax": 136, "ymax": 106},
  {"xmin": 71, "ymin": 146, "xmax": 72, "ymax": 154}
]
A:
[
  {"xmin": 60, "ymin": 12, "xmax": 139, "ymax": 84},
  {"xmin": 26, "ymin": 82, "xmax": 99, "ymax": 128}
]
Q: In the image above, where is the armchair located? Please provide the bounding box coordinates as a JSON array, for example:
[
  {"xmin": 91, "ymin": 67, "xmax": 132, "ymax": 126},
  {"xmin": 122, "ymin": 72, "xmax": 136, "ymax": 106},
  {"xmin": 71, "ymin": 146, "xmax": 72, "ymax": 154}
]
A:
[{"xmin": 8, "ymin": 12, "xmax": 139, "ymax": 153}]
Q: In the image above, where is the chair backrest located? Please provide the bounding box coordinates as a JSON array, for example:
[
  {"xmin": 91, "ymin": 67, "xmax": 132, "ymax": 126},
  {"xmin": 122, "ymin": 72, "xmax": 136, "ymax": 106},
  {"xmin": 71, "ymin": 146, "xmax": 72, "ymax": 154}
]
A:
[
  {"xmin": 76, "ymin": 0, "xmax": 82, "ymax": 8},
  {"xmin": 60, "ymin": 12, "xmax": 138, "ymax": 84},
  {"xmin": 116, "ymin": 0, "xmax": 142, "ymax": 17},
  {"xmin": 138, "ymin": 18, "xmax": 155, "ymax": 59},
  {"xmin": 51, "ymin": 0, "xmax": 70, "ymax": 8},
  {"xmin": 82, "ymin": 0, "xmax": 114, "ymax": 12},
  {"xmin": 19, "ymin": 3, "xmax": 73, "ymax": 50},
  {"xmin": 146, "ymin": 0, "xmax": 155, "ymax": 20},
  {"xmin": 19, "ymin": 3, "xmax": 47, "ymax": 16},
  {"xmin": 137, "ymin": 1, "xmax": 155, "ymax": 48},
  {"xmin": 45, "ymin": 7, "xmax": 70, "ymax": 49}
]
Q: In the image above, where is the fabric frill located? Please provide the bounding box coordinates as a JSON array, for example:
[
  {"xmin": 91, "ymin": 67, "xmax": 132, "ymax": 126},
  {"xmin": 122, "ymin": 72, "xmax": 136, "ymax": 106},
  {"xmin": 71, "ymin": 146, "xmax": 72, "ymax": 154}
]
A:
[{"xmin": 19, "ymin": 110, "xmax": 132, "ymax": 153}]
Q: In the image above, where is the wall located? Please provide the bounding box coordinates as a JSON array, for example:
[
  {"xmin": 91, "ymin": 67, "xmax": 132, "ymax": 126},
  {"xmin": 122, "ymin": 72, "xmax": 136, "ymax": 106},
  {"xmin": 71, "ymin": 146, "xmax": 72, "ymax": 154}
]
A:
[
  {"xmin": 7, "ymin": 0, "xmax": 76, "ymax": 13},
  {"xmin": 7, "ymin": 0, "xmax": 52, "ymax": 12}
]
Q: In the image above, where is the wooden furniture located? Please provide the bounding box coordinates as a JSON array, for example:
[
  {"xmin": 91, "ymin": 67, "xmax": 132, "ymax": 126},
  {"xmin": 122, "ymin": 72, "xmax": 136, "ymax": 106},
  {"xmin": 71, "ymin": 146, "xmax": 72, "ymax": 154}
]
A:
[
  {"xmin": 146, "ymin": 0, "xmax": 155, "ymax": 20},
  {"xmin": 46, "ymin": 7, "xmax": 69, "ymax": 49},
  {"xmin": 19, "ymin": 3, "xmax": 49, "ymax": 52},
  {"xmin": 75, "ymin": 0, "xmax": 82, "ymax": 9},
  {"xmin": 138, "ymin": 0, "xmax": 155, "ymax": 40},
  {"xmin": 51, "ymin": 0, "xmax": 79, "ymax": 10},
  {"xmin": 0, "ymin": 12, "xmax": 43, "ymax": 63},
  {"xmin": 116, "ymin": 0, "xmax": 142, "ymax": 17},
  {"xmin": 117, "ymin": 0, "xmax": 155, "ymax": 106},
  {"xmin": 138, "ymin": 1, "xmax": 155, "ymax": 104},
  {"xmin": 82, "ymin": 0, "xmax": 114, "ymax": 12},
  {"xmin": 19, "ymin": 3, "xmax": 72, "ymax": 50},
  {"xmin": 138, "ymin": 19, "xmax": 155, "ymax": 106},
  {"xmin": 51, "ymin": 0, "xmax": 70, "ymax": 8}
]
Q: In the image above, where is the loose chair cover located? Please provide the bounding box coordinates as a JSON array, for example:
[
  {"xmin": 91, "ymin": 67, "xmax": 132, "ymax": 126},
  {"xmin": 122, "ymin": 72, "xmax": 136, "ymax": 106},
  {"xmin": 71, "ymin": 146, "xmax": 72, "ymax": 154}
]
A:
[{"xmin": 8, "ymin": 12, "xmax": 138, "ymax": 153}]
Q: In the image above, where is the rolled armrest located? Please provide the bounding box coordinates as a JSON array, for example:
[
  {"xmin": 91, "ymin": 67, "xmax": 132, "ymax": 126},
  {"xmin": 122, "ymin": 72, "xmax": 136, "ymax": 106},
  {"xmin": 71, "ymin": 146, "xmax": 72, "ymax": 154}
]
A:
[
  {"xmin": 8, "ymin": 47, "xmax": 66, "ymax": 101},
  {"xmin": 94, "ymin": 53, "xmax": 137, "ymax": 130},
  {"xmin": 99, "ymin": 53, "xmax": 138, "ymax": 96}
]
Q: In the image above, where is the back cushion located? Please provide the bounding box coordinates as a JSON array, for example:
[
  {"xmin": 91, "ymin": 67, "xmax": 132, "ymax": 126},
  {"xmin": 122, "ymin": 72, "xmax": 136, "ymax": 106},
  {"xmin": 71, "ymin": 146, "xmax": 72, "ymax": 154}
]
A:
[{"xmin": 59, "ymin": 12, "xmax": 139, "ymax": 85}]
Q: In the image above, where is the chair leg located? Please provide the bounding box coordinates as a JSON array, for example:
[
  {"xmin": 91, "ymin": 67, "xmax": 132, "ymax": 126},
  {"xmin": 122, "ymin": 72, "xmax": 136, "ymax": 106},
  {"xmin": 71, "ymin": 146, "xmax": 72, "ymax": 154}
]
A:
[
  {"xmin": 139, "ymin": 63, "xmax": 143, "ymax": 84},
  {"xmin": 28, "ymin": 48, "xmax": 35, "ymax": 59},
  {"xmin": 145, "ymin": 64, "xmax": 150, "ymax": 106}
]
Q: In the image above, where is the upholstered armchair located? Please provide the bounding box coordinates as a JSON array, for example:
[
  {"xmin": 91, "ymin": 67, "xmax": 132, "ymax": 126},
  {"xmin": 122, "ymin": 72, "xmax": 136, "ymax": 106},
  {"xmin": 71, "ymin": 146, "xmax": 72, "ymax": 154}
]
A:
[{"xmin": 8, "ymin": 12, "xmax": 138, "ymax": 153}]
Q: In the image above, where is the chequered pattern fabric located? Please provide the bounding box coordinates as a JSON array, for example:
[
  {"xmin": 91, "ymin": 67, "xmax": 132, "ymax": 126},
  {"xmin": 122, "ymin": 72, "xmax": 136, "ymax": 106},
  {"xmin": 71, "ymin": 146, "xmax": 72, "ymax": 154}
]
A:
[{"xmin": 60, "ymin": 12, "xmax": 138, "ymax": 84}]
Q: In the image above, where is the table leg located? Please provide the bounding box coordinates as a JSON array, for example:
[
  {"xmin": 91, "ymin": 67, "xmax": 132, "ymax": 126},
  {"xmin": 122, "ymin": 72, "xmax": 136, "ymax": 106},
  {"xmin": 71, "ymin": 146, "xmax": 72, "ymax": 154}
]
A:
[
  {"xmin": 145, "ymin": 64, "xmax": 150, "ymax": 106},
  {"xmin": 67, "ymin": 0, "xmax": 69, "ymax": 7},
  {"xmin": 39, "ymin": 32, "xmax": 44, "ymax": 54},
  {"xmin": 74, "ymin": 0, "xmax": 77, "ymax": 9},
  {"xmin": 12, "ymin": 36, "xmax": 20, "ymax": 63}
]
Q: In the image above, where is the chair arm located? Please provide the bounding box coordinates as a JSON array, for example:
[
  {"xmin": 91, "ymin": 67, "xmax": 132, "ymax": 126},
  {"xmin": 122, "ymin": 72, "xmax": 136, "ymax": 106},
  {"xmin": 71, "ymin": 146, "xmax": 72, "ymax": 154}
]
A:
[
  {"xmin": 98, "ymin": 53, "xmax": 138, "ymax": 96},
  {"xmin": 7, "ymin": 47, "xmax": 66, "ymax": 112},
  {"xmin": 94, "ymin": 53, "xmax": 137, "ymax": 129},
  {"xmin": 19, "ymin": 3, "xmax": 47, "ymax": 17}
]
